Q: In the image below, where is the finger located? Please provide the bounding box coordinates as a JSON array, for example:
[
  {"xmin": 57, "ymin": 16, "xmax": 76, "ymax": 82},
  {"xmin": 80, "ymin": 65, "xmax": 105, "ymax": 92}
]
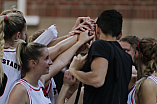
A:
[
  {"xmin": 73, "ymin": 56, "xmax": 78, "ymax": 62},
  {"xmin": 89, "ymin": 34, "xmax": 95, "ymax": 40},
  {"xmin": 71, "ymin": 76, "xmax": 76, "ymax": 82},
  {"xmin": 81, "ymin": 25, "xmax": 91, "ymax": 31},
  {"xmin": 72, "ymin": 30, "xmax": 82, "ymax": 34},
  {"xmin": 82, "ymin": 21, "xmax": 92, "ymax": 28},
  {"xmin": 64, "ymin": 70, "xmax": 68, "ymax": 78},
  {"xmin": 84, "ymin": 30, "xmax": 89, "ymax": 34},
  {"xmin": 82, "ymin": 54, "xmax": 88, "ymax": 60},
  {"xmin": 86, "ymin": 43, "xmax": 91, "ymax": 49},
  {"xmin": 88, "ymin": 19, "xmax": 95, "ymax": 23},
  {"xmin": 82, "ymin": 17, "xmax": 90, "ymax": 22},
  {"xmin": 77, "ymin": 54, "xmax": 82, "ymax": 60},
  {"xmin": 79, "ymin": 27, "xmax": 86, "ymax": 32}
]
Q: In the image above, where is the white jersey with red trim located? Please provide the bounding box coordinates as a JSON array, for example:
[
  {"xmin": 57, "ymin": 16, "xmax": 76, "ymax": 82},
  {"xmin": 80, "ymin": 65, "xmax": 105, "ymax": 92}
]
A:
[
  {"xmin": 127, "ymin": 75, "xmax": 157, "ymax": 104},
  {"xmin": 16, "ymin": 79, "xmax": 51, "ymax": 104},
  {"xmin": 0, "ymin": 36, "xmax": 55, "ymax": 104},
  {"xmin": 127, "ymin": 85, "xmax": 136, "ymax": 104},
  {"xmin": 38, "ymin": 78, "xmax": 58, "ymax": 104},
  {"xmin": 0, "ymin": 48, "xmax": 21, "ymax": 104}
]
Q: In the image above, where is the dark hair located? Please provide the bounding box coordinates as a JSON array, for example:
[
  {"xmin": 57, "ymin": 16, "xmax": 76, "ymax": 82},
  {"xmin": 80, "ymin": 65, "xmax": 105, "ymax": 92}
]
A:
[
  {"xmin": 16, "ymin": 40, "xmax": 46, "ymax": 77},
  {"xmin": 96, "ymin": 9, "xmax": 123, "ymax": 37},
  {"xmin": 120, "ymin": 36, "xmax": 140, "ymax": 51}
]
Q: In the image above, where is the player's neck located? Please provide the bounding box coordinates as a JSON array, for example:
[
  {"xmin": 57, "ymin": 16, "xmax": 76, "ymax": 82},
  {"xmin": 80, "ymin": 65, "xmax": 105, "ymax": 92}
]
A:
[
  {"xmin": 23, "ymin": 74, "xmax": 40, "ymax": 87},
  {"xmin": 4, "ymin": 40, "xmax": 16, "ymax": 48},
  {"xmin": 99, "ymin": 34, "xmax": 117, "ymax": 41}
]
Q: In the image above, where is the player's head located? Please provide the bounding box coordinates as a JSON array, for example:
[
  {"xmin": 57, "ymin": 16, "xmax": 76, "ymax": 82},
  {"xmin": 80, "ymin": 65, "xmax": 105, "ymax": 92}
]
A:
[
  {"xmin": 96, "ymin": 9, "xmax": 123, "ymax": 39},
  {"xmin": 119, "ymin": 36, "xmax": 140, "ymax": 62},
  {"xmin": 16, "ymin": 40, "xmax": 52, "ymax": 77},
  {"xmin": 136, "ymin": 37, "xmax": 157, "ymax": 79},
  {"xmin": 0, "ymin": 12, "xmax": 26, "ymax": 84}
]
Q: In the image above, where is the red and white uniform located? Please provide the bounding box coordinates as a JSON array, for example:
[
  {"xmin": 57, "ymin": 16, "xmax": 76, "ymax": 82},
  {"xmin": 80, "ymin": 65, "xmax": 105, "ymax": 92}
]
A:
[
  {"xmin": 0, "ymin": 28, "xmax": 57, "ymax": 104},
  {"xmin": 0, "ymin": 48, "xmax": 21, "ymax": 104},
  {"xmin": 16, "ymin": 79, "xmax": 51, "ymax": 104},
  {"xmin": 38, "ymin": 78, "xmax": 58, "ymax": 104},
  {"xmin": 127, "ymin": 75, "xmax": 157, "ymax": 104}
]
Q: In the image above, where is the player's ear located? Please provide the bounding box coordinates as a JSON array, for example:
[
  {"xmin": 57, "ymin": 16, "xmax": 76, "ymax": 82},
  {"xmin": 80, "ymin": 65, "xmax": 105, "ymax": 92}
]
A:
[
  {"xmin": 29, "ymin": 59, "xmax": 37, "ymax": 68},
  {"xmin": 15, "ymin": 32, "xmax": 21, "ymax": 40}
]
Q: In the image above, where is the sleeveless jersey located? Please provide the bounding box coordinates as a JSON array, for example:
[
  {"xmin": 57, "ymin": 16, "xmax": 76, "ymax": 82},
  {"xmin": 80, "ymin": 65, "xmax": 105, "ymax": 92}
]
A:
[
  {"xmin": 16, "ymin": 79, "xmax": 51, "ymax": 104},
  {"xmin": 0, "ymin": 48, "xmax": 21, "ymax": 104},
  {"xmin": 38, "ymin": 78, "xmax": 58, "ymax": 104},
  {"xmin": 0, "ymin": 35, "xmax": 55, "ymax": 104},
  {"xmin": 127, "ymin": 75, "xmax": 157, "ymax": 104}
]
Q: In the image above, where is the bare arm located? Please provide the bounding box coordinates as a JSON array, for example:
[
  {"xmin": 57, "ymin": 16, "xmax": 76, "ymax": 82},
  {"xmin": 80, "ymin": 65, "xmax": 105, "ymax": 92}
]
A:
[
  {"xmin": 49, "ymin": 16, "xmax": 92, "ymax": 47},
  {"xmin": 48, "ymin": 20, "xmax": 92, "ymax": 61},
  {"xmin": 47, "ymin": 35, "xmax": 70, "ymax": 47},
  {"xmin": 48, "ymin": 35, "xmax": 77, "ymax": 60},
  {"xmin": 139, "ymin": 79, "xmax": 157, "ymax": 104},
  {"xmin": 69, "ymin": 55, "xmax": 108, "ymax": 88},
  {"xmin": 64, "ymin": 87, "xmax": 84, "ymax": 104},
  {"xmin": 55, "ymin": 70, "xmax": 83, "ymax": 104},
  {"xmin": 42, "ymin": 30, "xmax": 94, "ymax": 85},
  {"xmin": 55, "ymin": 70, "xmax": 76, "ymax": 104},
  {"xmin": 8, "ymin": 84, "xmax": 29, "ymax": 104}
]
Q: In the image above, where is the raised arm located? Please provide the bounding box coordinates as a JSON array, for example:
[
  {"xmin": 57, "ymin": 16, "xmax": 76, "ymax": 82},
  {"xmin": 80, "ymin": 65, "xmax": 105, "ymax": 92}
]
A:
[
  {"xmin": 48, "ymin": 18, "xmax": 93, "ymax": 61},
  {"xmin": 55, "ymin": 70, "xmax": 83, "ymax": 104},
  {"xmin": 48, "ymin": 35, "xmax": 77, "ymax": 61},
  {"xmin": 55, "ymin": 70, "xmax": 76, "ymax": 104},
  {"xmin": 42, "ymin": 30, "xmax": 94, "ymax": 86},
  {"xmin": 47, "ymin": 35, "xmax": 70, "ymax": 47},
  {"xmin": 69, "ymin": 54, "xmax": 108, "ymax": 88}
]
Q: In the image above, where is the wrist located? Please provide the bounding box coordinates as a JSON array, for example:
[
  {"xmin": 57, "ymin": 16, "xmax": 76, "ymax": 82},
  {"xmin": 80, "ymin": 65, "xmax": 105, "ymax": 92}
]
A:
[
  {"xmin": 62, "ymin": 84, "xmax": 71, "ymax": 89},
  {"xmin": 76, "ymin": 40, "xmax": 84, "ymax": 47}
]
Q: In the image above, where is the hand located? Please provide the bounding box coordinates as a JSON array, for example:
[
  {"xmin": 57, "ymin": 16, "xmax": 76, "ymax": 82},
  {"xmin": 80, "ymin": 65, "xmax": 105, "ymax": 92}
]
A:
[
  {"xmin": 69, "ymin": 54, "xmax": 87, "ymax": 71},
  {"xmin": 68, "ymin": 21, "xmax": 93, "ymax": 36},
  {"xmin": 78, "ymin": 30, "xmax": 95, "ymax": 44},
  {"xmin": 68, "ymin": 79, "xmax": 80, "ymax": 94},
  {"xmin": 63, "ymin": 70, "xmax": 76, "ymax": 87},
  {"xmin": 72, "ymin": 17, "xmax": 91, "ymax": 30}
]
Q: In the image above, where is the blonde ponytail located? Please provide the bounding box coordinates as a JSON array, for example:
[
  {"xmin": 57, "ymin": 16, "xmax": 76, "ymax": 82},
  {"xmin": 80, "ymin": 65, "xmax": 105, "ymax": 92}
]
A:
[
  {"xmin": 16, "ymin": 39, "xmax": 26, "ymax": 66},
  {"xmin": 0, "ymin": 16, "xmax": 5, "ymax": 85}
]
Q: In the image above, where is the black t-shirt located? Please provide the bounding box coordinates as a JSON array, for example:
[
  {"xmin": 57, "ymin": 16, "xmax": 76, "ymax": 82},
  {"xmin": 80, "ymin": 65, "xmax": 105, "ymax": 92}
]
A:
[{"xmin": 82, "ymin": 40, "xmax": 132, "ymax": 104}]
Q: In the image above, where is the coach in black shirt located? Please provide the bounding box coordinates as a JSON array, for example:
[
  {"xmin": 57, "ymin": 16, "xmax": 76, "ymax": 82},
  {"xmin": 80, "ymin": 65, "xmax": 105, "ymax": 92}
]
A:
[{"xmin": 69, "ymin": 9, "xmax": 132, "ymax": 104}]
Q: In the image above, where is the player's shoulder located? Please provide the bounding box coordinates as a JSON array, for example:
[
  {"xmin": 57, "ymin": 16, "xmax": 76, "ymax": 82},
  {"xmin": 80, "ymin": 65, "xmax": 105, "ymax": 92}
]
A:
[{"xmin": 12, "ymin": 83, "xmax": 28, "ymax": 95}]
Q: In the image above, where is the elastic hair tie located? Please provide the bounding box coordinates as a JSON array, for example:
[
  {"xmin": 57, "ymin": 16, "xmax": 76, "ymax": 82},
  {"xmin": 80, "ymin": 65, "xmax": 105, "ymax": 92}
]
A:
[
  {"xmin": 24, "ymin": 42, "xmax": 28, "ymax": 46},
  {"xmin": 4, "ymin": 15, "xmax": 8, "ymax": 21}
]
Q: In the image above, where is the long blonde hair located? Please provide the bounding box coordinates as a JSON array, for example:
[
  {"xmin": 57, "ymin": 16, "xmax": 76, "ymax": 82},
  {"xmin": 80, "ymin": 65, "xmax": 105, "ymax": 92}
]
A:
[
  {"xmin": 0, "ymin": 16, "xmax": 5, "ymax": 85},
  {"xmin": 135, "ymin": 37, "xmax": 157, "ymax": 104},
  {"xmin": 0, "ymin": 12, "xmax": 26, "ymax": 85}
]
